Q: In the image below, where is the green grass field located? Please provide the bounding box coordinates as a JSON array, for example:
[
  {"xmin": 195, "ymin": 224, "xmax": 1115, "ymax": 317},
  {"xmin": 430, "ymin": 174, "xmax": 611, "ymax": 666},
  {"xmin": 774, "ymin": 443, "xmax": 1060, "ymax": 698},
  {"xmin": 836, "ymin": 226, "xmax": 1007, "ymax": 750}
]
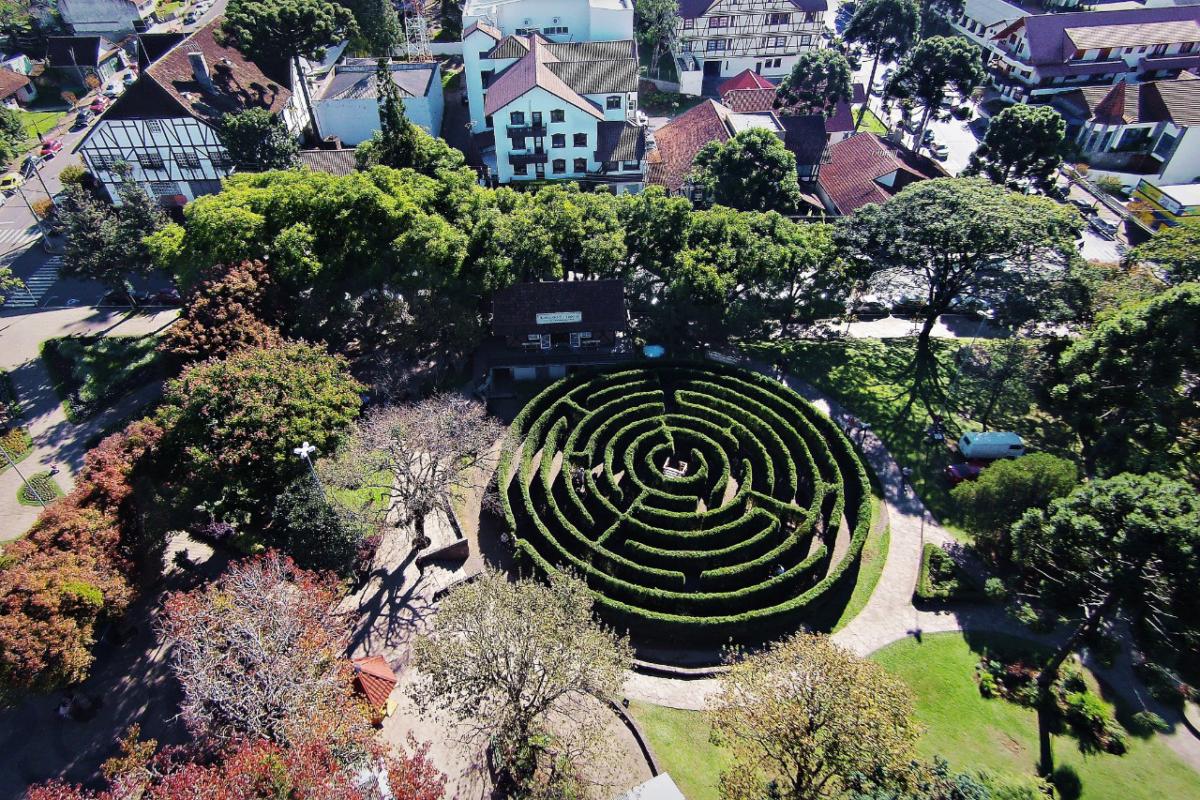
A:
[
  {"xmin": 16, "ymin": 109, "xmax": 68, "ymax": 146},
  {"xmin": 854, "ymin": 106, "xmax": 889, "ymax": 135},
  {"xmin": 628, "ymin": 701, "xmax": 729, "ymax": 800},
  {"xmin": 831, "ymin": 507, "xmax": 889, "ymax": 633},
  {"xmin": 872, "ymin": 633, "xmax": 1200, "ymax": 800}
]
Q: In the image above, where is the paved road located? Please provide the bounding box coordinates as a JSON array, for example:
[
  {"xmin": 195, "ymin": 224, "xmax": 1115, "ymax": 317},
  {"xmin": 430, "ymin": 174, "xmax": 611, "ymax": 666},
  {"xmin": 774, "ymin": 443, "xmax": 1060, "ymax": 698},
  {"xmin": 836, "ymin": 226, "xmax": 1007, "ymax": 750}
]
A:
[{"xmin": 0, "ymin": 307, "xmax": 178, "ymax": 542}]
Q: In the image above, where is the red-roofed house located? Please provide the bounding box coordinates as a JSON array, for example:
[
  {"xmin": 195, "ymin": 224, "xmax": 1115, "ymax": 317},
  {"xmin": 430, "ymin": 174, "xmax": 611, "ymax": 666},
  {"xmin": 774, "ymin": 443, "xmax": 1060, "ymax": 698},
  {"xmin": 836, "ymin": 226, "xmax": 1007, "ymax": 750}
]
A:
[
  {"xmin": 462, "ymin": 27, "xmax": 646, "ymax": 188},
  {"xmin": 816, "ymin": 132, "xmax": 947, "ymax": 215},
  {"xmin": 718, "ymin": 68, "xmax": 774, "ymax": 95},
  {"xmin": 77, "ymin": 17, "xmax": 306, "ymax": 206},
  {"xmin": 672, "ymin": 0, "xmax": 828, "ymax": 94},
  {"xmin": 351, "ymin": 655, "xmax": 398, "ymax": 724},
  {"xmin": 0, "ymin": 68, "xmax": 34, "ymax": 108}
]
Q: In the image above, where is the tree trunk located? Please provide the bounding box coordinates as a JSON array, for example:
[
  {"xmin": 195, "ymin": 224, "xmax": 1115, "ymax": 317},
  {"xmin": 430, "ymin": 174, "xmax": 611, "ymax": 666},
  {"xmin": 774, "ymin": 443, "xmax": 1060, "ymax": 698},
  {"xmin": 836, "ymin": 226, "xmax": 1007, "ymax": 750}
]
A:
[
  {"xmin": 294, "ymin": 54, "xmax": 321, "ymax": 144},
  {"xmin": 1038, "ymin": 591, "xmax": 1119, "ymax": 690},
  {"xmin": 915, "ymin": 103, "xmax": 934, "ymax": 153},
  {"xmin": 650, "ymin": 42, "xmax": 661, "ymax": 76},
  {"xmin": 855, "ymin": 55, "xmax": 881, "ymax": 133}
]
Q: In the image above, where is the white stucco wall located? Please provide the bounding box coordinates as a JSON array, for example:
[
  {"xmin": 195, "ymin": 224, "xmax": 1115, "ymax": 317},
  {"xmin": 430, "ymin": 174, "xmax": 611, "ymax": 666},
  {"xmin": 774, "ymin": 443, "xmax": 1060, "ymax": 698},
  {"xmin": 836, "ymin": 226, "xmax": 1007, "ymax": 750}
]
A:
[
  {"xmin": 1158, "ymin": 126, "xmax": 1200, "ymax": 184},
  {"xmin": 463, "ymin": 0, "xmax": 632, "ymax": 42},
  {"xmin": 315, "ymin": 88, "xmax": 443, "ymax": 145}
]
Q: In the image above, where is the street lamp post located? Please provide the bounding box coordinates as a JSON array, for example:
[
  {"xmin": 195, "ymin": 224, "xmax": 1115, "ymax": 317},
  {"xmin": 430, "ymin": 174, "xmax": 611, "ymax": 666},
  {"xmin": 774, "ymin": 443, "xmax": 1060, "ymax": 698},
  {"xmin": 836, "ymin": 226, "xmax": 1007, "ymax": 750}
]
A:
[
  {"xmin": 0, "ymin": 441, "xmax": 47, "ymax": 507},
  {"xmin": 293, "ymin": 441, "xmax": 323, "ymax": 492}
]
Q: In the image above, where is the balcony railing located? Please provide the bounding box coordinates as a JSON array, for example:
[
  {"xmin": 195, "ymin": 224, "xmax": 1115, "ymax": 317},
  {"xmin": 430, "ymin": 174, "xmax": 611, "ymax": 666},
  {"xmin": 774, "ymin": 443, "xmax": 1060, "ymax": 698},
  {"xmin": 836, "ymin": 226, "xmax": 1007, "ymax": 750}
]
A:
[
  {"xmin": 506, "ymin": 124, "xmax": 547, "ymax": 137},
  {"xmin": 509, "ymin": 151, "xmax": 549, "ymax": 166}
]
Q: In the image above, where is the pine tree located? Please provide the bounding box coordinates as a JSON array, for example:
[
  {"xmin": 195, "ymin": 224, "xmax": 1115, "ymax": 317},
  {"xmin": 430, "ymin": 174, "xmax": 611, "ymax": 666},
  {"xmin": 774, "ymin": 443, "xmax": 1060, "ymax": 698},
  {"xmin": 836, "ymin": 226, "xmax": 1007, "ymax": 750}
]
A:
[{"xmin": 373, "ymin": 57, "xmax": 420, "ymax": 169}]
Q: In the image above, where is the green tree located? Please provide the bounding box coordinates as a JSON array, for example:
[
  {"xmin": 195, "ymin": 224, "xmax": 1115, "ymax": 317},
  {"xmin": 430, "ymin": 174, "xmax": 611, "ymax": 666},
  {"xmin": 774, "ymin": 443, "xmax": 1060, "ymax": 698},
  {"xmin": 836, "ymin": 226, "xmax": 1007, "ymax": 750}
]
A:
[
  {"xmin": 844, "ymin": 0, "xmax": 921, "ymax": 131},
  {"xmin": 950, "ymin": 453, "xmax": 1077, "ymax": 549},
  {"xmin": 1128, "ymin": 220, "xmax": 1200, "ymax": 283},
  {"xmin": 1050, "ymin": 283, "xmax": 1200, "ymax": 478},
  {"xmin": 155, "ymin": 341, "xmax": 362, "ymax": 523},
  {"xmin": 835, "ymin": 178, "xmax": 1080, "ymax": 416},
  {"xmin": 0, "ymin": 262, "xmax": 24, "ymax": 306},
  {"xmin": 1010, "ymin": 473, "xmax": 1200, "ymax": 687},
  {"xmin": 344, "ymin": 0, "xmax": 400, "ymax": 53},
  {"xmin": 635, "ymin": 0, "xmax": 678, "ymax": 76},
  {"xmin": 710, "ymin": 633, "xmax": 921, "ymax": 800},
  {"xmin": 965, "ymin": 104, "xmax": 1065, "ymax": 192},
  {"xmin": 777, "ymin": 49, "xmax": 854, "ymax": 118},
  {"xmin": 690, "ymin": 128, "xmax": 805, "ymax": 214},
  {"xmin": 359, "ymin": 58, "xmax": 420, "ymax": 169},
  {"xmin": 269, "ymin": 476, "xmax": 364, "ymax": 574},
  {"xmin": 59, "ymin": 167, "xmax": 167, "ymax": 306},
  {"xmin": 919, "ymin": 0, "xmax": 964, "ymax": 36},
  {"xmin": 888, "ymin": 36, "xmax": 984, "ymax": 147},
  {"xmin": 223, "ymin": 0, "xmax": 357, "ymax": 140},
  {"xmin": 528, "ymin": 183, "xmax": 627, "ymax": 279},
  {"xmin": 218, "ymin": 108, "xmax": 300, "ymax": 171},
  {"xmin": 0, "ymin": 104, "xmax": 24, "ymax": 161}
]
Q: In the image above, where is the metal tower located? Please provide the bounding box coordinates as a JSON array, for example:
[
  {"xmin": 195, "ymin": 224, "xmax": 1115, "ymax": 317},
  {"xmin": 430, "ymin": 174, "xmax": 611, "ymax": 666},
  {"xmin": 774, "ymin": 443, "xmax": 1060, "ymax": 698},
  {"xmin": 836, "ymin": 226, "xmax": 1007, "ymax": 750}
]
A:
[{"xmin": 401, "ymin": 0, "xmax": 433, "ymax": 62}]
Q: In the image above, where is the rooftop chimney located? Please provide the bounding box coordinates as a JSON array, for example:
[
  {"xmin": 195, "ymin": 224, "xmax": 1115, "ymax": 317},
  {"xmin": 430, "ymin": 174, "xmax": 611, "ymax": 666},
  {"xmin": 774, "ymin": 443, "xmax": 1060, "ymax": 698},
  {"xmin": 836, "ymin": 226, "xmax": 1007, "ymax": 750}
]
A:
[{"xmin": 188, "ymin": 50, "xmax": 214, "ymax": 93}]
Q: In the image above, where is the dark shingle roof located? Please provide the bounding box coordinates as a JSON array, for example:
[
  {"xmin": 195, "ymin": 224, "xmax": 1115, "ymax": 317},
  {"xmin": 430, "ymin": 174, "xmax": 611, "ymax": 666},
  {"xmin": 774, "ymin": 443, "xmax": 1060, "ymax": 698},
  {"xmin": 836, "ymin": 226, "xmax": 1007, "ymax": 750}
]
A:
[
  {"xmin": 546, "ymin": 58, "xmax": 638, "ymax": 94},
  {"xmin": 47, "ymin": 36, "xmax": 116, "ymax": 69},
  {"xmin": 595, "ymin": 121, "xmax": 646, "ymax": 162},
  {"xmin": 483, "ymin": 34, "xmax": 637, "ymax": 118},
  {"xmin": 492, "ymin": 279, "xmax": 628, "ymax": 336},
  {"xmin": 780, "ymin": 114, "xmax": 827, "ymax": 167},
  {"xmin": 320, "ymin": 60, "xmax": 436, "ymax": 100}
]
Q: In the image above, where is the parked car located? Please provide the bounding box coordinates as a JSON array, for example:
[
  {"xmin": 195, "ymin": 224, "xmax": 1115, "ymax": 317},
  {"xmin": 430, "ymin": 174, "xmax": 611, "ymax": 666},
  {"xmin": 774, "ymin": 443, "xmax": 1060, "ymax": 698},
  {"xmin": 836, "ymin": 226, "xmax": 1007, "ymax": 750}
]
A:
[
  {"xmin": 944, "ymin": 461, "xmax": 987, "ymax": 485},
  {"xmin": 19, "ymin": 155, "xmax": 42, "ymax": 178},
  {"xmin": 1089, "ymin": 216, "xmax": 1118, "ymax": 239},
  {"xmin": 39, "ymin": 138, "xmax": 63, "ymax": 157},
  {"xmin": 101, "ymin": 289, "xmax": 151, "ymax": 305},
  {"xmin": 957, "ymin": 431, "xmax": 1024, "ymax": 460},
  {"xmin": 890, "ymin": 295, "xmax": 926, "ymax": 317},
  {"xmin": 102, "ymin": 85, "xmax": 122, "ymax": 99},
  {"xmin": 0, "ymin": 172, "xmax": 25, "ymax": 192},
  {"xmin": 1068, "ymin": 197, "xmax": 1097, "ymax": 215},
  {"xmin": 88, "ymin": 96, "xmax": 109, "ymax": 114},
  {"xmin": 184, "ymin": 10, "xmax": 198, "ymax": 23},
  {"xmin": 851, "ymin": 298, "xmax": 890, "ymax": 319},
  {"xmin": 73, "ymin": 109, "xmax": 94, "ymax": 128},
  {"xmin": 150, "ymin": 287, "xmax": 182, "ymax": 306}
]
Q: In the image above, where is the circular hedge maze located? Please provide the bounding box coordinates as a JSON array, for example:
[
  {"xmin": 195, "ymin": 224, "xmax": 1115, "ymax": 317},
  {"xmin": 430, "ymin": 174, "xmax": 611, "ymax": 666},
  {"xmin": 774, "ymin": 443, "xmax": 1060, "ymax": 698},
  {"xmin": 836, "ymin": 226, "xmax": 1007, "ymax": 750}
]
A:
[{"xmin": 499, "ymin": 362, "xmax": 873, "ymax": 644}]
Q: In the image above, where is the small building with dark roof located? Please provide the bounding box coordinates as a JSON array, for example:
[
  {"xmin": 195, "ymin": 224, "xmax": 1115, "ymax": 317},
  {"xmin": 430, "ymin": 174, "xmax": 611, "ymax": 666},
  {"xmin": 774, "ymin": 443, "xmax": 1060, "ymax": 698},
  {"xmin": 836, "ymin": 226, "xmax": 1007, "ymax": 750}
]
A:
[
  {"xmin": 484, "ymin": 279, "xmax": 630, "ymax": 385},
  {"xmin": 313, "ymin": 57, "xmax": 444, "ymax": 145},
  {"xmin": 76, "ymin": 16, "xmax": 305, "ymax": 207},
  {"xmin": 46, "ymin": 34, "xmax": 125, "ymax": 84},
  {"xmin": 298, "ymin": 148, "xmax": 358, "ymax": 176}
]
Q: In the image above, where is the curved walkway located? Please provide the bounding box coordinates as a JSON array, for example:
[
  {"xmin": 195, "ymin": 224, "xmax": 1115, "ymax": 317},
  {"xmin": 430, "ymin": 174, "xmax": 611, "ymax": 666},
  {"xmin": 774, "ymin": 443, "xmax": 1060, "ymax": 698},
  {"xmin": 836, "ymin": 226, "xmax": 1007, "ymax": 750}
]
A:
[{"xmin": 622, "ymin": 361, "xmax": 1200, "ymax": 774}]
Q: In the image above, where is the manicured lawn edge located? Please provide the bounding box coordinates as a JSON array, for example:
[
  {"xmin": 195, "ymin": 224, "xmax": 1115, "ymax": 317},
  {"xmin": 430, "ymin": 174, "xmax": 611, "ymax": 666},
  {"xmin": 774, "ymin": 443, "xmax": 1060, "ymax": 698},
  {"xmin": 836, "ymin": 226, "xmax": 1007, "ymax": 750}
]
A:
[{"xmin": 832, "ymin": 515, "xmax": 890, "ymax": 633}]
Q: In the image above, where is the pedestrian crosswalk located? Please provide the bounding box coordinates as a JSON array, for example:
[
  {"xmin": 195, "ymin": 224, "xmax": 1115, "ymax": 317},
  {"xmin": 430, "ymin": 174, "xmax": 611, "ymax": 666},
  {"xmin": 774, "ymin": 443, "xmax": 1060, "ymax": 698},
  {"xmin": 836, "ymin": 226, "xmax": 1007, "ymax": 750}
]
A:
[
  {"xmin": 0, "ymin": 226, "xmax": 40, "ymax": 250},
  {"xmin": 2, "ymin": 256, "xmax": 62, "ymax": 309}
]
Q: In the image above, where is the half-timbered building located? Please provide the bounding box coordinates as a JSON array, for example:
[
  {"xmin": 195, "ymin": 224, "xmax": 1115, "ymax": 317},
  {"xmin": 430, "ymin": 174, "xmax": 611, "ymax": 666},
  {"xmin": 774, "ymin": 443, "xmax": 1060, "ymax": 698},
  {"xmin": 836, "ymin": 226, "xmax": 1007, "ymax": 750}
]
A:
[{"xmin": 76, "ymin": 17, "xmax": 307, "ymax": 207}]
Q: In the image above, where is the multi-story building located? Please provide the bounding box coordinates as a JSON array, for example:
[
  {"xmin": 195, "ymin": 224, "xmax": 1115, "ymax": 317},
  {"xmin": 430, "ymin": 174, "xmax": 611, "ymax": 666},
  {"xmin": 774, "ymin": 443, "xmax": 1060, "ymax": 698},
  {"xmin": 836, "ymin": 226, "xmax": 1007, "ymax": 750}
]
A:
[
  {"xmin": 672, "ymin": 0, "xmax": 828, "ymax": 95},
  {"xmin": 314, "ymin": 58, "xmax": 444, "ymax": 145},
  {"xmin": 982, "ymin": 6, "xmax": 1200, "ymax": 101},
  {"xmin": 59, "ymin": 0, "xmax": 156, "ymax": 37},
  {"xmin": 77, "ymin": 18, "xmax": 307, "ymax": 206},
  {"xmin": 462, "ymin": 0, "xmax": 633, "ymax": 42},
  {"xmin": 462, "ymin": 19, "xmax": 645, "ymax": 189}
]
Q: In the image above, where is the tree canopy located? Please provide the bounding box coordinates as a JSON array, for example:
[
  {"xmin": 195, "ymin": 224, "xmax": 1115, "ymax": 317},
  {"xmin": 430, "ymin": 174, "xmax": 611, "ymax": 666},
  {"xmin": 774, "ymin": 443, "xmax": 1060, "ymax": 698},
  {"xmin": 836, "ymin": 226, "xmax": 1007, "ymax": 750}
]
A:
[
  {"xmin": 844, "ymin": 0, "xmax": 921, "ymax": 128},
  {"xmin": 690, "ymin": 127, "xmax": 805, "ymax": 214},
  {"xmin": 635, "ymin": 0, "xmax": 678, "ymax": 74},
  {"xmin": 218, "ymin": 108, "xmax": 299, "ymax": 172},
  {"xmin": 951, "ymin": 452, "xmax": 1077, "ymax": 550},
  {"xmin": 777, "ymin": 49, "xmax": 854, "ymax": 118},
  {"xmin": 965, "ymin": 104, "xmax": 1065, "ymax": 192},
  {"xmin": 1128, "ymin": 220, "xmax": 1200, "ymax": 283},
  {"xmin": 1051, "ymin": 282, "xmax": 1200, "ymax": 478},
  {"xmin": 888, "ymin": 36, "xmax": 984, "ymax": 142}
]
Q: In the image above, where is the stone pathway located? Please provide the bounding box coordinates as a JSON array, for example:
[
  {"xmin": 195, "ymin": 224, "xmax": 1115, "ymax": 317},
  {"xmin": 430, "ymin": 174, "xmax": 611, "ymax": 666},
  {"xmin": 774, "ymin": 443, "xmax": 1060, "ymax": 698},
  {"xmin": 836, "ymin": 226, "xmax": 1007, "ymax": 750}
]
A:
[
  {"xmin": 621, "ymin": 360, "xmax": 1200, "ymax": 775},
  {"xmin": 0, "ymin": 307, "xmax": 178, "ymax": 542}
]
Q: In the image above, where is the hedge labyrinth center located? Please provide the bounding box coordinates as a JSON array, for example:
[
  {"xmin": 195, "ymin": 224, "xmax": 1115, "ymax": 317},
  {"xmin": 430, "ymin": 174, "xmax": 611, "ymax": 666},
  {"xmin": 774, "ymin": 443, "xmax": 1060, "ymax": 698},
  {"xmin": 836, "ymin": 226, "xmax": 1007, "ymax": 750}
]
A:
[{"xmin": 500, "ymin": 362, "xmax": 873, "ymax": 646}]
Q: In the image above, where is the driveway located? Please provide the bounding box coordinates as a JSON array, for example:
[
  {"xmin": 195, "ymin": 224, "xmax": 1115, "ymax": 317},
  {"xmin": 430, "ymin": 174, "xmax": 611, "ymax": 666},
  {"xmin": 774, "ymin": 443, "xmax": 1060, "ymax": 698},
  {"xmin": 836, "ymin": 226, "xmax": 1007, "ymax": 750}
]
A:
[{"xmin": 0, "ymin": 306, "xmax": 177, "ymax": 542}]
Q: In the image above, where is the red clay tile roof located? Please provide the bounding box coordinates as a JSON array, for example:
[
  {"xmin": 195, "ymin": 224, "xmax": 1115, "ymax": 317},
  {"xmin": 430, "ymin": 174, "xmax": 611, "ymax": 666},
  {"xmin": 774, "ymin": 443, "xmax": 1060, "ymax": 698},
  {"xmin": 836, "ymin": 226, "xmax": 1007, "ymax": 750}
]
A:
[
  {"xmin": 0, "ymin": 68, "xmax": 30, "ymax": 100},
  {"xmin": 819, "ymin": 132, "xmax": 946, "ymax": 214},
  {"xmin": 823, "ymin": 83, "xmax": 867, "ymax": 133},
  {"xmin": 722, "ymin": 87, "xmax": 778, "ymax": 113},
  {"xmin": 352, "ymin": 655, "xmax": 397, "ymax": 710},
  {"xmin": 719, "ymin": 69, "xmax": 774, "ymax": 96},
  {"xmin": 646, "ymin": 99, "xmax": 733, "ymax": 192}
]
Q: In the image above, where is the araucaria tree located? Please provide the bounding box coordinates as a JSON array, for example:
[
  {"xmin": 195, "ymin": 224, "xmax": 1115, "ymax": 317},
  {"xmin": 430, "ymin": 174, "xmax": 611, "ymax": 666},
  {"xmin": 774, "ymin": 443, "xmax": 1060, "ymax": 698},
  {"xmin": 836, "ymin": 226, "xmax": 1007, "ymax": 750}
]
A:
[
  {"xmin": 218, "ymin": 107, "xmax": 300, "ymax": 171},
  {"xmin": 1010, "ymin": 473, "xmax": 1200, "ymax": 683},
  {"xmin": 635, "ymin": 0, "xmax": 678, "ymax": 76},
  {"xmin": 887, "ymin": 35, "xmax": 984, "ymax": 147},
  {"xmin": 709, "ymin": 633, "xmax": 921, "ymax": 800},
  {"xmin": 777, "ymin": 49, "xmax": 854, "ymax": 118},
  {"xmin": 223, "ymin": 0, "xmax": 356, "ymax": 140},
  {"xmin": 690, "ymin": 128, "xmax": 805, "ymax": 213},
  {"xmin": 835, "ymin": 178, "xmax": 1080, "ymax": 416},
  {"xmin": 161, "ymin": 552, "xmax": 367, "ymax": 749},
  {"xmin": 844, "ymin": 0, "xmax": 920, "ymax": 131},
  {"xmin": 334, "ymin": 394, "xmax": 504, "ymax": 540},
  {"xmin": 1050, "ymin": 283, "xmax": 1200, "ymax": 477},
  {"xmin": 965, "ymin": 103, "xmax": 1065, "ymax": 192},
  {"xmin": 410, "ymin": 571, "xmax": 633, "ymax": 793},
  {"xmin": 344, "ymin": 0, "xmax": 401, "ymax": 53}
]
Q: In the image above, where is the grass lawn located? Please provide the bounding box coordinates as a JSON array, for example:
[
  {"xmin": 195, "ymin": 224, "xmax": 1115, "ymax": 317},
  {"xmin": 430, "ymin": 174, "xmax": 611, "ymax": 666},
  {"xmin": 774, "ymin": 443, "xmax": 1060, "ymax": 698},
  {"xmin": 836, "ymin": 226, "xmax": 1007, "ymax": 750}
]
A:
[
  {"xmin": 746, "ymin": 339, "xmax": 1078, "ymax": 536},
  {"xmin": 639, "ymin": 45, "xmax": 679, "ymax": 83},
  {"xmin": 854, "ymin": 106, "xmax": 889, "ymax": 135},
  {"xmin": 872, "ymin": 633, "xmax": 1200, "ymax": 800},
  {"xmin": 41, "ymin": 335, "xmax": 162, "ymax": 422},
  {"xmin": 328, "ymin": 465, "xmax": 392, "ymax": 521},
  {"xmin": 628, "ymin": 701, "xmax": 730, "ymax": 800},
  {"xmin": 831, "ymin": 507, "xmax": 889, "ymax": 633},
  {"xmin": 16, "ymin": 109, "xmax": 68, "ymax": 145},
  {"xmin": 16, "ymin": 470, "xmax": 63, "ymax": 506}
]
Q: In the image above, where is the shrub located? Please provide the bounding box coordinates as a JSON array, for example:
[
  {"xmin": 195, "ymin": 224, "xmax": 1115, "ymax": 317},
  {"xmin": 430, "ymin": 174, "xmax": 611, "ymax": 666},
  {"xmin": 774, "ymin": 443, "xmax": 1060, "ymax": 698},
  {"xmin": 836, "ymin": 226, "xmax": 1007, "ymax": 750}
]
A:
[
  {"xmin": 499, "ymin": 362, "xmax": 871, "ymax": 643},
  {"xmin": 1130, "ymin": 710, "xmax": 1169, "ymax": 736},
  {"xmin": 268, "ymin": 477, "xmax": 365, "ymax": 575}
]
